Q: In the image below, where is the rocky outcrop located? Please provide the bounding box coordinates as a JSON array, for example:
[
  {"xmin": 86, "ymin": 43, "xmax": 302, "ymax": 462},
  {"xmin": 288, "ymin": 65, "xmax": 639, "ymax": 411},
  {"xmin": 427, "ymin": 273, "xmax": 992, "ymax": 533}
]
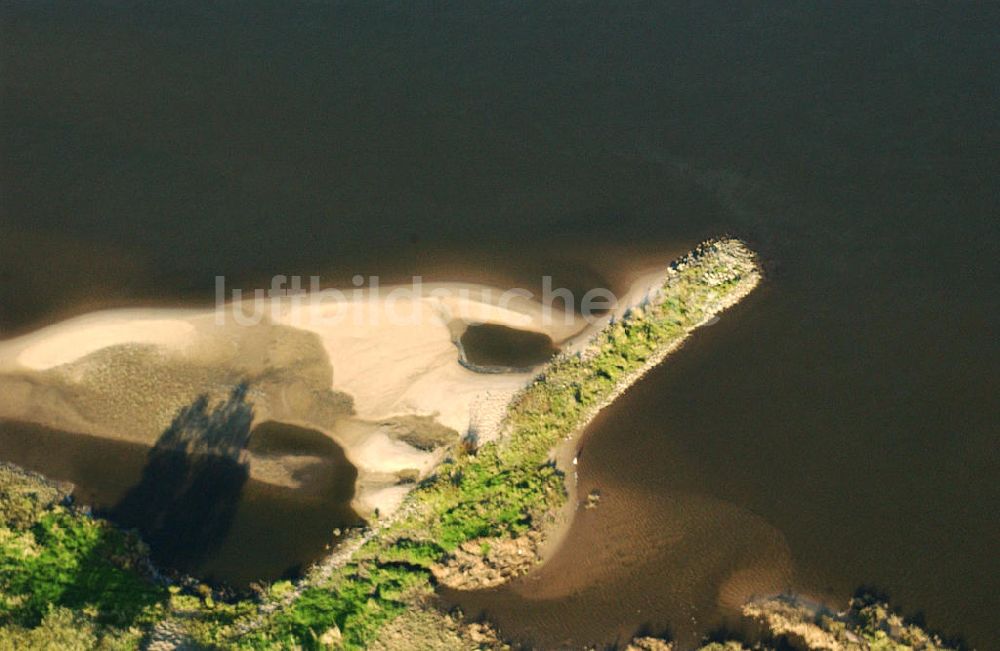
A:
[
  {"xmin": 625, "ymin": 637, "xmax": 675, "ymax": 651},
  {"xmin": 743, "ymin": 595, "xmax": 954, "ymax": 651},
  {"xmin": 430, "ymin": 529, "xmax": 544, "ymax": 590},
  {"xmin": 369, "ymin": 604, "xmax": 508, "ymax": 650}
]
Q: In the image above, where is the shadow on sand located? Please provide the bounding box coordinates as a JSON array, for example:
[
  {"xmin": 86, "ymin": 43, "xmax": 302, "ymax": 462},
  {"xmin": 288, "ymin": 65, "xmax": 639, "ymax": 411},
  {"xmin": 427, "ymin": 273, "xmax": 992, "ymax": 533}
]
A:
[{"xmin": 110, "ymin": 384, "xmax": 254, "ymax": 574}]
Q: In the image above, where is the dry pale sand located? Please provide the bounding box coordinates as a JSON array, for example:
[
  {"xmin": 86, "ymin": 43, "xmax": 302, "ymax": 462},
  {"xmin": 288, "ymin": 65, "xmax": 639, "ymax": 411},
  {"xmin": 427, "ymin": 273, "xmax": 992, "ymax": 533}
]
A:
[
  {"xmin": 0, "ymin": 270, "xmax": 671, "ymax": 516},
  {"xmin": 3, "ymin": 313, "xmax": 198, "ymax": 372}
]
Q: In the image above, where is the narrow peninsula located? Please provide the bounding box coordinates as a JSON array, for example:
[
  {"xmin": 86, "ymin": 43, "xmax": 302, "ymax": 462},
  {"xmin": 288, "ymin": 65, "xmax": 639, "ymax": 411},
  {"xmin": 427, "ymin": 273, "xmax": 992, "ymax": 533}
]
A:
[
  {"xmin": 0, "ymin": 239, "xmax": 956, "ymax": 650},
  {"xmin": 180, "ymin": 238, "xmax": 766, "ymax": 648}
]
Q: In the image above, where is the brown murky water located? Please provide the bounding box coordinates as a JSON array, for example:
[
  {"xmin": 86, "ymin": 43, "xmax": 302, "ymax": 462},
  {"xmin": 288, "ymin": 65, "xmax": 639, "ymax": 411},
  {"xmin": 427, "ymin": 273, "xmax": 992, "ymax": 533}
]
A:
[{"xmin": 1, "ymin": 3, "xmax": 997, "ymax": 647}]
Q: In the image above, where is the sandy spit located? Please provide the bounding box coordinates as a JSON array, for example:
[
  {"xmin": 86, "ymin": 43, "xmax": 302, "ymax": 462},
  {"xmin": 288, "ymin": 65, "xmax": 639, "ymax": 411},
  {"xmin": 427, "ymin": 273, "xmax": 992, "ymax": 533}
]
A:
[{"xmin": 0, "ymin": 270, "xmax": 670, "ymax": 517}]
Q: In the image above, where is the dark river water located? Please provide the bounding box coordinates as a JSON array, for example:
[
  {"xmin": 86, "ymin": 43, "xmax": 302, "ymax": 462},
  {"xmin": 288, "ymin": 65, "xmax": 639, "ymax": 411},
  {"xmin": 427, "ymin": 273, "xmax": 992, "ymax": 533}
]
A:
[{"xmin": 1, "ymin": 3, "xmax": 997, "ymax": 648}]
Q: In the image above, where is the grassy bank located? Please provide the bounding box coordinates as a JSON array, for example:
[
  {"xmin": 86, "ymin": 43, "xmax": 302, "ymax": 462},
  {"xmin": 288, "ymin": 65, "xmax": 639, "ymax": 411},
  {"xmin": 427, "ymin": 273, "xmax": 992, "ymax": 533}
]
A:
[{"xmin": 0, "ymin": 464, "xmax": 167, "ymax": 650}]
